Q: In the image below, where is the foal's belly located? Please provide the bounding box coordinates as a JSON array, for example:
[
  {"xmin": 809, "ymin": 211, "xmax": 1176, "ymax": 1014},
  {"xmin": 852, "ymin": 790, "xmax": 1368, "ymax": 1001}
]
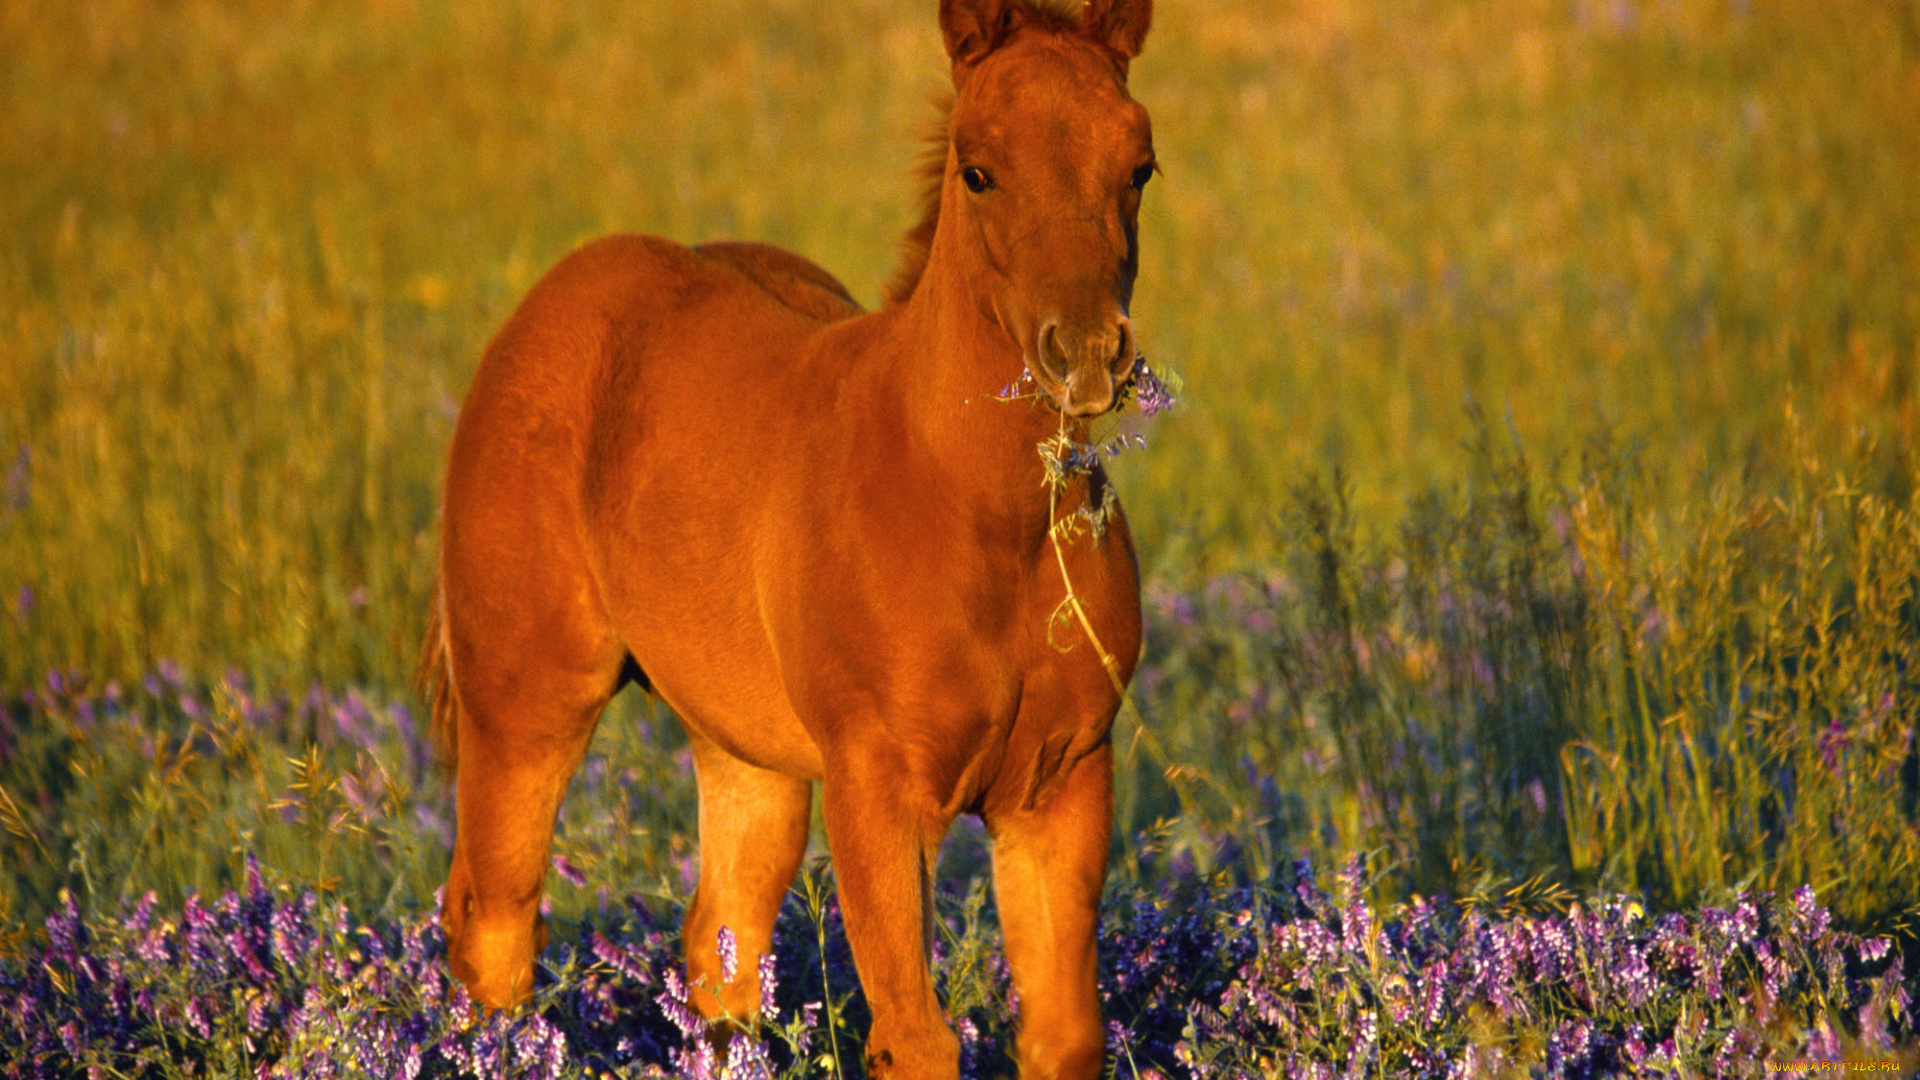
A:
[
  {"xmin": 607, "ymin": 573, "xmax": 827, "ymax": 780},
  {"xmin": 662, "ymin": 676, "xmax": 826, "ymax": 781}
]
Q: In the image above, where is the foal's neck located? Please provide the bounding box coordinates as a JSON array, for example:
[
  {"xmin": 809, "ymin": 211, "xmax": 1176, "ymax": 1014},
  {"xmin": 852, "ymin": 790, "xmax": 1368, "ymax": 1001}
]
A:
[{"xmin": 888, "ymin": 254, "xmax": 1099, "ymax": 546}]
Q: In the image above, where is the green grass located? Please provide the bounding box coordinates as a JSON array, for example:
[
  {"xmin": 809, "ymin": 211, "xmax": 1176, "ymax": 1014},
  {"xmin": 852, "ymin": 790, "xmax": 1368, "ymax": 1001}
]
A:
[
  {"xmin": 1118, "ymin": 419, "xmax": 1918, "ymax": 931},
  {"xmin": 2, "ymin": 0, "xmax": 1918, "ymax": 943}
]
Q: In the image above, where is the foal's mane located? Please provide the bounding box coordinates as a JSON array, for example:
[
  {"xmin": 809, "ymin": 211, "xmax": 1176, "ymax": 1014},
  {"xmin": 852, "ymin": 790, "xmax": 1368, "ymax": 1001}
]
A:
[
  {"xmin": 881, "ymin": 0, "xmax": 1095, "ymax": 307},
  {"xmin": 881, "ymin": 96, "xmax": 955, "ymax": 307}
]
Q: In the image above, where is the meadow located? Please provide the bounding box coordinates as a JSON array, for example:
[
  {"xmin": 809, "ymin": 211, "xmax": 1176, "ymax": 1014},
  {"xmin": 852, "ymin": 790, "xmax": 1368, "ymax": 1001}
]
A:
[{"xmin": 2, "ymin": 0, "xmax": 1918, "ymax": 1074}]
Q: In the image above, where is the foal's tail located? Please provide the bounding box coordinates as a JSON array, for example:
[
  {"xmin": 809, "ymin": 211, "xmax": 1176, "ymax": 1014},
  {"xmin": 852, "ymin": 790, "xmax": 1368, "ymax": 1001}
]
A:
[{"xmin": 416, "ymin": 579, "xmax": 458, "ymax": 774}]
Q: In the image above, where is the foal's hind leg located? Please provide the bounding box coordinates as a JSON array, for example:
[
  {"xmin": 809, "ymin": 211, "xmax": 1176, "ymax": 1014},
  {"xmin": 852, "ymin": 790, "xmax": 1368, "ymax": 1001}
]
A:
[
  {"xmin": 442, "ymin": 686, "xmax": 609, "ymax": 1008},
  {"xmin": 438, "ymin": 576, "xmax": 624, "ymax": 1009},
  {"xmin": 682, "ymin": 731, "xmax": 811, "ymax": 1022}
]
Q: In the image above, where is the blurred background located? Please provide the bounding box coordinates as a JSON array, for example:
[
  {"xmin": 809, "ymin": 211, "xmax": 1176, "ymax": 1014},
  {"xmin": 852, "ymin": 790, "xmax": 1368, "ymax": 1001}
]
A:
[{"xmin": 2, "ymin": 0, "xmax": 1916, "ymax": 933}]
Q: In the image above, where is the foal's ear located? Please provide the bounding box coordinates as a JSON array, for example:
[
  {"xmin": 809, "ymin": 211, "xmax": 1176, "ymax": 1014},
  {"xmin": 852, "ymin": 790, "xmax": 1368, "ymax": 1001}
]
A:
[
  {"xmin": 1080, "ymin": 0, "xmax": 1152, "ymax": 63},
  {"xmin": 940, "ymin": 0, "xmax": 1020, "ymax": 67}
]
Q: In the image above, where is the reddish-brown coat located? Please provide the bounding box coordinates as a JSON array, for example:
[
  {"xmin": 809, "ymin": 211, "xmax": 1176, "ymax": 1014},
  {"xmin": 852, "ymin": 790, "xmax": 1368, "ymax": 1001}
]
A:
[{"xmin": 422, "ymin": 2, "xmax": 1154, "ymax": 1075}]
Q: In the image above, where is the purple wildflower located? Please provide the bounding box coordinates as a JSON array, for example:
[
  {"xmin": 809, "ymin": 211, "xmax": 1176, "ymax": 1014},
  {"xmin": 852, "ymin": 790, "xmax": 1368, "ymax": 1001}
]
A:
[
  {"xmin": 551, "ymin": 854, "xmax": 586, "ymax": 888},
  {"xmin": 1548, "ymin": 1017, "xmax": 1593, "ymax": 1070},
  {"xmin": 717, "ymin": 924, "xmax": 738, "ymax": 985},
  {"xmin": 758, "ymin": 949, "xmax": 777, "ymax": 1016},
  {"xmin": 1612, "ymin": 942, "xmax": 1656, "ymax": 1008},
  {"xmin": 997, "ymin": 366, "xmax": 1036, "ymax": 399},
  {"xmin": 1126, "ymin": 354, "xmax": 1178, "ymax": 416},
  {"xmin": 1817, "ymin": 716, "xmax": 1849, "ymax": 774},
  {"xmin": 1791, "ymin": 884, "xmax": 1831, "ymax": 937},
  {"xmin": 657, "ymin": 967, "xmax": 704, "ymax": 1039},
  {"xmin": 4, "ymin": 444, "xmax": 26, "ymax": 510},
  {"xmin": 1806, "ymin": 1014, "xmax": 1841, "ymax": 1061}
]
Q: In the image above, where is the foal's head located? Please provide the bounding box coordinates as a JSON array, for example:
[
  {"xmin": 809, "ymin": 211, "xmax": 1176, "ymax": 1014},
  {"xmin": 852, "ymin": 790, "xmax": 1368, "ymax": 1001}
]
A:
[{"xmin": 931, "ymin": 0, "xmax": 1155, "ymax": 418}]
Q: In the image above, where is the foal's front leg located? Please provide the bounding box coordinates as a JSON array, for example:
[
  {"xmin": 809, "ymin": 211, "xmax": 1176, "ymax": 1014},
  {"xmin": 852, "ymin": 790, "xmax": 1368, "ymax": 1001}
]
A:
[
  {"xmin": 986, "ymin": 741, "xmax": 1113, "ymax": 1080},
  {"xmin": 820, "ymin": 748, "xmax": 958, "ymax": 1079}
]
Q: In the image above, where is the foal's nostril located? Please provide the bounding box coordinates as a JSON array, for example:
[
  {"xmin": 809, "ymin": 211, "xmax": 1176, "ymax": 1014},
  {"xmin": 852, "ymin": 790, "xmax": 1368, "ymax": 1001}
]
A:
[
  {"xmin": 1111, "ymin": 318, "xmax": 1137, "ymax": 378},
  {"xmin": 1036, "ymin": 320, "xmax": 1069, "ymax": 380}
]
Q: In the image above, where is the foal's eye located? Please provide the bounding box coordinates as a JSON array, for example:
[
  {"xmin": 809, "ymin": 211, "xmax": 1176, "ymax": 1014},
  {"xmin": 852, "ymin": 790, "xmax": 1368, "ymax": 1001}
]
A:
[
  {"xmin": 1130, "ymin": 162, "xmax": 1157, "ymax": 190},
  {"xmin": 961, "ymin": 166, "xmax": 994, "ymax": 194}
]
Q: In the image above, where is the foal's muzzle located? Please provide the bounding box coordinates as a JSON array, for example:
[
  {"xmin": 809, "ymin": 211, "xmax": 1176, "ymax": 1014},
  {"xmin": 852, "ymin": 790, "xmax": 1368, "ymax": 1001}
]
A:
[{"xmin": 1034, "ymin": 316, "xmax": 1136, "ymax": 418}]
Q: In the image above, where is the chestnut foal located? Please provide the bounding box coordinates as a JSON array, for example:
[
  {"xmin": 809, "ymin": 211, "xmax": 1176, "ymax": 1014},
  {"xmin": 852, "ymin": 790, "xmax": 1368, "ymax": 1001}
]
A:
[{"xmin": 421, "ymin": 1, "xmax": 1154, "ymax": 1074}]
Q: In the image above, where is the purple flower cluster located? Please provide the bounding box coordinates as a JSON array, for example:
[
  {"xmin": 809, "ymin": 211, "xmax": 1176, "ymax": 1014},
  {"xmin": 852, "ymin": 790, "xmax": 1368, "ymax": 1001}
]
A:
[
  {"xmin": 1123, "ymin": 353, "xmax": 1178, "ymax": 417},
  {"xmin": 0, "ymin": 854, "xmax": 839, "ymax": 1079},
  {"xmin": 1098, "ymin": 860, "xmax": 1911, "ymax": 1079},
  {"xmin": 3, "ymin": 855, "xmax": 1907, "ymax": 1079},
  {"xmin": 11, "ymin": 664, "xmax": 435, "ymax": 787}
]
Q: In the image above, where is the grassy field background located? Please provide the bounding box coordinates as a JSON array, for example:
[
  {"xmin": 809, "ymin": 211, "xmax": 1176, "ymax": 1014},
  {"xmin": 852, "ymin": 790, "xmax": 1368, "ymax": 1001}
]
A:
[{"xmin": 3, "ymin": 0, "xmax": 1919, "ymax": 966}]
